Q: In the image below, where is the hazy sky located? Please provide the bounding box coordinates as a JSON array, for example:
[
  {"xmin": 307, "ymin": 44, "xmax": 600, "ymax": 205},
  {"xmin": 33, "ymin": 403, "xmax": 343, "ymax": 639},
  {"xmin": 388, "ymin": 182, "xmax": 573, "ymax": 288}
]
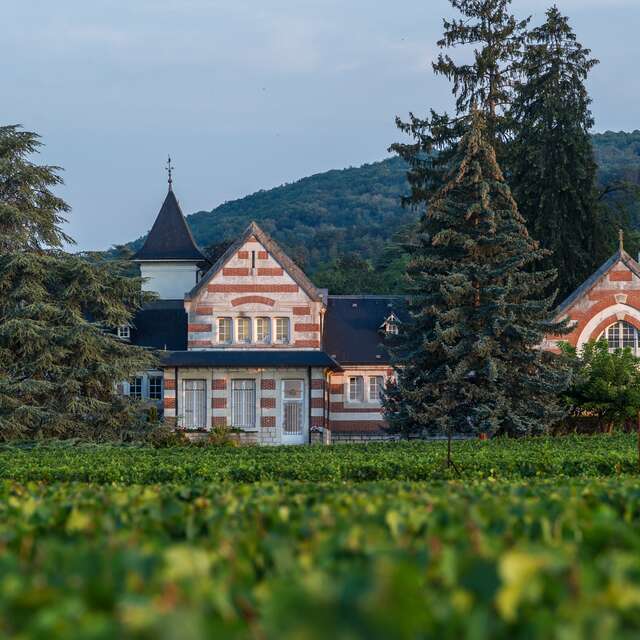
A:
[{"xmin": 3, "ymin": 0, "xmax": 639, "ymax": 250}]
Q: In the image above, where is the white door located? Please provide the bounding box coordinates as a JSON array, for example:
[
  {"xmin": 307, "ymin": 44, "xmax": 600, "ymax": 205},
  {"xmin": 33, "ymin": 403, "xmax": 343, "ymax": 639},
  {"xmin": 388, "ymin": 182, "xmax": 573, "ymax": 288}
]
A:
[
  {"xmin": 183, "ymin": 380, "xmax": 207, "ymax": 429},
  {"xmin": 282, "ymin": 379, "xmax": 306, "ymax": 445}
]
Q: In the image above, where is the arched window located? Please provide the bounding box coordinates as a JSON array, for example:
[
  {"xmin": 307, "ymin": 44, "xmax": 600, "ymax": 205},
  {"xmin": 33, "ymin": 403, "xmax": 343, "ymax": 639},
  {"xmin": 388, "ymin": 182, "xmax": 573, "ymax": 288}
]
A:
[{"xmin": 600, "ymin": 321, "xmax": 640, "ymax": 355}]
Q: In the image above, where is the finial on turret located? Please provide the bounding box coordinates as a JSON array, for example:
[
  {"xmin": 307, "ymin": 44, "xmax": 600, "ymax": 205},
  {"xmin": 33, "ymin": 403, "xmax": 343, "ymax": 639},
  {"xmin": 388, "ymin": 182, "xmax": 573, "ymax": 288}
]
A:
[
  {"xmin": 166, "ymin": 155, "xmax": 174, "ymax": 191},
  {"xmin": 619, "ymin": 228, "xmax": 624, "ymax": 253}
]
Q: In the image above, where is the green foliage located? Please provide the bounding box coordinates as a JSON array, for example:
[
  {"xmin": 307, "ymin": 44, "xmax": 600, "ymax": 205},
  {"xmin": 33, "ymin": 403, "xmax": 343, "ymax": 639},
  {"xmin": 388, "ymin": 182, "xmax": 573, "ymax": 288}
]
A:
[
  {"xmin": 3, "ymin": 467, "xmax": 640, "ymax": 637},
  {"xmin": 0, "ymin": 125, "xmax": 157, "ymax": 440},
  {"xmin": 386, "ymin": 112, "xmax": 570, "ymax": 438},
  {"xmin": 1, "ymin": 435, "xmax": 639, "ymax": 483},
  {"xmin": 508, "ymin": 7, "xmax": 616, "ymax": 300},
  {"xmin": 561, "ymin": 340, "xmax": 640, "ymax": 431}
]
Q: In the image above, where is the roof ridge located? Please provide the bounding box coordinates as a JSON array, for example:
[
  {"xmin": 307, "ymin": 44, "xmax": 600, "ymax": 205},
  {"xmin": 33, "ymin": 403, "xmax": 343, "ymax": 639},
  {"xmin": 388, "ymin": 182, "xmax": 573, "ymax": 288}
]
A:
[{"xmin": 186, "ymin": 220, "xmax": 323, "ymax": 301}]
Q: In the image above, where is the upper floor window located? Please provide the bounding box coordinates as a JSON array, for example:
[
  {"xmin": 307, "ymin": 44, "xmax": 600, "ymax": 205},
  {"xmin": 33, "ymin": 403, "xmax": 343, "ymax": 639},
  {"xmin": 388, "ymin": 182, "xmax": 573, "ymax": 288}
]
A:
[
  {"xmin": 368, "ymin": 376, "xmax": 384, "ymax": 402},
  {"xmin": 255, "ymin": 317, "xmax": 271, "ymax": 343},
  {"xmin": 117, "ymin": 325, "xmax": 131, "ymax": 339},
  {"xmin": 348, "ymin": 376, "xmax": 364, "ymax": 402},
  {"xmin": 601, "ymin": 321, "xmax": 640, "ymax": 355},
  {"xmin": 275, "ymin": 318, "xmax": 290, "ymax": 344},
  {"xmin": 218, "ymin": 317, "xmax": 232, "ymax": 344},
  {"xmin": 237, "ymin": 317, "xmax": 251, "ymax": 343}
]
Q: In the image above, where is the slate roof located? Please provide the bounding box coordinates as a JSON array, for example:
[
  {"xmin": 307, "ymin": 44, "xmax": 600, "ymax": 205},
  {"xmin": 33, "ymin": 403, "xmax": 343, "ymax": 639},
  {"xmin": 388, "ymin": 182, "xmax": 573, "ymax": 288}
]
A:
[
  {"xmin": 129, "ymin": 300, "xmax": 188, "ymax": 351},
  {"xmin": 554, "ymin": 249, "xmax": 640, "ymax": 317},
  {"xmin": 161, "ymin": 349, "xmax": 342, "ymax": 371},
  {"xmin": 323, "ymin": 295, "xmax": 409, "ymax": 365},
  {"xmin": 186, "ymin": 222, "xmax": 324, "ymax": 302},
  {"xmin": 132, "ymin": 189, "xmax": 207, "ymax": 262}
]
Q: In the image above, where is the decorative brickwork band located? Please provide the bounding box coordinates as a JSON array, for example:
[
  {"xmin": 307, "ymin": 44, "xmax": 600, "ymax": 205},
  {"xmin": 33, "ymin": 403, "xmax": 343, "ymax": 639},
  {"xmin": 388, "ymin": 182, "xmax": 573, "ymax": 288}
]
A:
[
  {"xmin": 164, "ymin": 398, "xmax": 176, "ymax": 409},
  {"xmin": 212, "ymin": 416, "xmax": 227, "ymax": 426},
  {"xmin": 208, "ymin": 284, "xmax": 298, "ymax": 293},
  {"xmin": 188, "ymin": 340, "xmax": 211, "ymax": 348},
  {"xmin": 293, "ymin": 340, "xmax": 321, "ymax": 348},
  {"xmin": 164, "ymin": 379, "xmax": 176, "ymax": 390},
  {"xmin": 610, "ymin": 271, "xmax": 633, "ymax": 282},
  {"xmin": 212, "ymin": 379, "xmax": 227, "ymax": 390},
  {"xmin": 293, "ymin": 307, "xmax": 311, "ymax": 315},
  {"xmin": 260, "ymin": 397, "xmax": 276, "ymax": 409},
  {"xmin": 212, "ymin": 398, "xmax": 227, "ymax": 409},
  {"xmin": 261, "ymin": 379, "xmax": 276, "ymax": 390},
  {"xmin": 195, "ymin": 305, "xmax": 213, "ymax": 315},
  {"xmin": 311, "ymin": 379, "xmax": 324, "ymax": 390},
  {"xmin": 231, "ymin": 296, "xmax": 276, "ymax": 307},
  {"xmin": 311, "ymin": 398, "xmax": 324, "ymax": 409},
  {"xmin": 258, "ymin": 251, "xmax": 269, "ymax": 259},
  {"xmin": 237, "ymin": 251, "xmax": 249, "ymax": 259},
  {"xmin": 294, "ymin": 323, "xmax": 320, "ymax": 332},
  {"xmin": 188, "ymin": 323, "xmax": 212, "ymax": 333},
  {"xmin": 261, "ymin": 416, "xmax": 276, "ymax": 428},
  {"xmin": 223, "ymin": 267, "xmax": 250, "ymax": 276},
  {"xmin": 257, "ymin": 267, "xmax": 284, "ymax": 277}
]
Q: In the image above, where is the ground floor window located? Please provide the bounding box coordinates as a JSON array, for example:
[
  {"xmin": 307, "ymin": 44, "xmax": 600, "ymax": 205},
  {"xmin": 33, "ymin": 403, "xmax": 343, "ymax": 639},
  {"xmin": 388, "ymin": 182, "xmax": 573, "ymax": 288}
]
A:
[
  {"xmin": 232, "ymin": 379, "xmax": 256, "ymax": 429},
  {"xmin": 368, "ymin": 375, "xmax": 384, "ymax": 402},
  {"xmin": 348, "ymin": 376, "xmax": 364, "ymax": 402},
  {"xmin": 183, "ymin": 379, "xmax": 207, "ymax": 429},
  {"xmin": 283, "ymin": 379, "xmax": 304, "ymax": 436},
  {"xmin": 601, "ymin": 320, "xmax": 640, "ymax": 355},
  {"xmin": 130, "ymin": 376, "xmax": 143, "ymax": 399},
  {"xmin": 149, "ymin": 376, "xmax": 163, "ymax": 400}
]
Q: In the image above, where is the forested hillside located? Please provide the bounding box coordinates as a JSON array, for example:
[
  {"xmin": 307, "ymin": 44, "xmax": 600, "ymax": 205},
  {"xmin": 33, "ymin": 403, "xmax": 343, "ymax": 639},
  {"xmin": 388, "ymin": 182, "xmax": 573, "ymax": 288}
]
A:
[{"xmin": 127, "ymin": 131, "xmax": 640, "ymax": 275}]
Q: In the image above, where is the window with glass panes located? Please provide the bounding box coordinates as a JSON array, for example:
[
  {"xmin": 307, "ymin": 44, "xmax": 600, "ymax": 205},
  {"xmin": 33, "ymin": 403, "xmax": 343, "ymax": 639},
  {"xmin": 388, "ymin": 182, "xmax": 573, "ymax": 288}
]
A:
[
  {"xmin": 275, "ymin": 318, "xmax": 290, "ymax": 344},
  {"xmin": 368, "ymin": 376, "xmax": 384, "ymax": 402},
  {"xmin": 231, "ymin": 379, "xmax": 256, "ymax": 429},
  {"xmin": 283, "ymin": 380, "xmax": 304, "ymax": 435},
  {"xmin": 601, "ymin": 321, "xmax": 640, "ymax": 355},
  {"xmin": 130, "ymin": 376, "xmax": 143, "ymax": 399},
  {"xmin": 149, "ymin": 376, "xmax": 163, "ymax": 400},
  {"xmin": 255, "ymin": 317, "xmax": 271, "ymax": 343},
  {"xmin": 218, "ymin": 318, "xmax": 232, "ymax": 343},
  {"xmin": 348, "ymin": 376, "xmax": 364, "ymax": 402},
  {"xmin": 236, "ymin": 317, "xmax": 251, "ymax": 343}
]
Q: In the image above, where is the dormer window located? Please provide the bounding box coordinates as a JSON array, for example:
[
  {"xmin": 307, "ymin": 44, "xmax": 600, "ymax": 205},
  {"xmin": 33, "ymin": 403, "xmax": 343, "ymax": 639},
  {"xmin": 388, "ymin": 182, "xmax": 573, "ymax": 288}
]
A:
[
  {"xmin": 275, "ymin": 318, "xmax": 290, "ymax": 344},
  {"xmin": 381, "ymin": 313, "xmax": 401, "ymax": 336},
  {"xmin": 117, "ymin": 325, "xmax": 131, "ymax": 340}
]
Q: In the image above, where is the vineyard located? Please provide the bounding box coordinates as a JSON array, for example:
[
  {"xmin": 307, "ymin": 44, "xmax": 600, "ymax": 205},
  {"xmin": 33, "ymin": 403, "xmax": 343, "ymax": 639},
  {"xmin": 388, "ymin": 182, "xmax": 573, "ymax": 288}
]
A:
[{"xmin": 2, "ymin": 436, "xmax": 640, "ymax": 638}]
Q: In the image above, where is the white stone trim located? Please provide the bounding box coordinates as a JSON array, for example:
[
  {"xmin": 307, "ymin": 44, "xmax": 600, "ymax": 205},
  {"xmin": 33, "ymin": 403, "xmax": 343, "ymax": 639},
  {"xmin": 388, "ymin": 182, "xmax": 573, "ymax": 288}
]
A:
[{"xmin": 576, "ymin": 303, "xmax": 640, "ymax": 350}]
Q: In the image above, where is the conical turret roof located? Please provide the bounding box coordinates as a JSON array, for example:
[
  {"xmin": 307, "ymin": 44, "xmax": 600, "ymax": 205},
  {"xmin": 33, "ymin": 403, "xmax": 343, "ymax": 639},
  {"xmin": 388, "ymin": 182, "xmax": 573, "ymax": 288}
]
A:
[{"xmin": 132, "ymin": 189, "xmax": 206, "ymax": 262}]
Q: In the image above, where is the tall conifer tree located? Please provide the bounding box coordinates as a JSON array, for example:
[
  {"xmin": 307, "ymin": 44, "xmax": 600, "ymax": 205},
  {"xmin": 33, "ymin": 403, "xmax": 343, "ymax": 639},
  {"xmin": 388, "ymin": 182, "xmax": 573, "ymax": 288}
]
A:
[
  {"xmin": 509, "ymin": 6, "xmax": 611, "ymax": 299},
  {"xmin": 0, "ymin": 125, "xmax": 155, "ymax": 440},
  {"xmin": 392, "ymin": 0, "xmax": 528, "ymax": 203},
  {"xmin": 384, "ymin": 112, "xmax": 570, "ymax": 443}
]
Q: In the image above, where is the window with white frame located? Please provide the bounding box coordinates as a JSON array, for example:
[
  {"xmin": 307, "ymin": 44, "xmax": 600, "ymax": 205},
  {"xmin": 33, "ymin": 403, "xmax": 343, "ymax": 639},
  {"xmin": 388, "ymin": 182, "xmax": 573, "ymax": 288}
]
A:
[
  {"xmin": 237, "ymin": 317, "xmax": 251, "ymax": 343},
  {"xmin": 255, "ymin": 317, "xmax": 271, "ymax": 343},
  {"xmin": 348, "ymin": 376, "xmax": 364, "ymax": 402},
  {"xmin": 149, "ymin": 376, "xmax": 163, "ymax": 400},
  {"xmin": 231, "ymin": 379, "xmax": 256, "ymax": 429},
  {"xmin": 275, "ymin": 317, "xmax": 290, "ymax": 344},
  {"xmin": 600, "ymin": 321, "xmax": 640, "ymax": 355},
  {"xmin": 218, "ymin": 317, "xmax": 232, "ymax": 344},
  {"xmin": 283, "ymin": 380, "xmax": 304, "ymax": 436},
  {"xmin": 117, "ymin": 325, "xmax": 130, "ymax": 339},
  {"xmin": 183, "ymin": 379, "xmax": 207, "ymax": 429},
  {"xmin": 130, "ymin": 376, "xmax": 143, "ymax": 399},
  {"xmin": 368, "ymin": 376, "xmax": 384, "ymax": 402}
]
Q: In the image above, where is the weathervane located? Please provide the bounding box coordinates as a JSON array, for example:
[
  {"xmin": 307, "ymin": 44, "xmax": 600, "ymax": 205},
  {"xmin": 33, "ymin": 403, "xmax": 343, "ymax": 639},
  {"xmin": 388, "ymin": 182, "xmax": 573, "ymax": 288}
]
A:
[
  {"xmin": 166, "ymin": 155, "xmax": 174, "ymax": 191},
  {"xmin": 620, "ymin": 228, "xmax": 624, "ymax": 253}
]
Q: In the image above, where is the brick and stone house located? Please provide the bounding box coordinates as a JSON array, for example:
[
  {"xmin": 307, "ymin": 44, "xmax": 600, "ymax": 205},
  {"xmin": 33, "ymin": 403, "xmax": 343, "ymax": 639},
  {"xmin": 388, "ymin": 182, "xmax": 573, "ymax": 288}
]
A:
[
  {"xmin": 125, "ymin": 185, "xmax": 405, "ymax": 444},
  {"xmin": 543, "ymin": 235, "xmax": 640, "ymax": 357}
]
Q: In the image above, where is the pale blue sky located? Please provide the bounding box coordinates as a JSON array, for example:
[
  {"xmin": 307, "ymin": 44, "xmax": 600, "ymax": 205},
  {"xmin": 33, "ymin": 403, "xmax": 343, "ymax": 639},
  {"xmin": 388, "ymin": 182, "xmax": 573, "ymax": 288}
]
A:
[{"xmin": 2, "ymin": 0, "xmax": 639, "ymax": 250}]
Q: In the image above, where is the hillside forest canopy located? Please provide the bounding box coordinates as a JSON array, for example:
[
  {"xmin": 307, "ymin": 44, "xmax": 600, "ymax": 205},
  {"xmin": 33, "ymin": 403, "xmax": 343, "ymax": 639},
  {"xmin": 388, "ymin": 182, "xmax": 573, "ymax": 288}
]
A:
[{"xmin": 123, "ymin": 132, "xmax": 640, "ymax": 295}]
